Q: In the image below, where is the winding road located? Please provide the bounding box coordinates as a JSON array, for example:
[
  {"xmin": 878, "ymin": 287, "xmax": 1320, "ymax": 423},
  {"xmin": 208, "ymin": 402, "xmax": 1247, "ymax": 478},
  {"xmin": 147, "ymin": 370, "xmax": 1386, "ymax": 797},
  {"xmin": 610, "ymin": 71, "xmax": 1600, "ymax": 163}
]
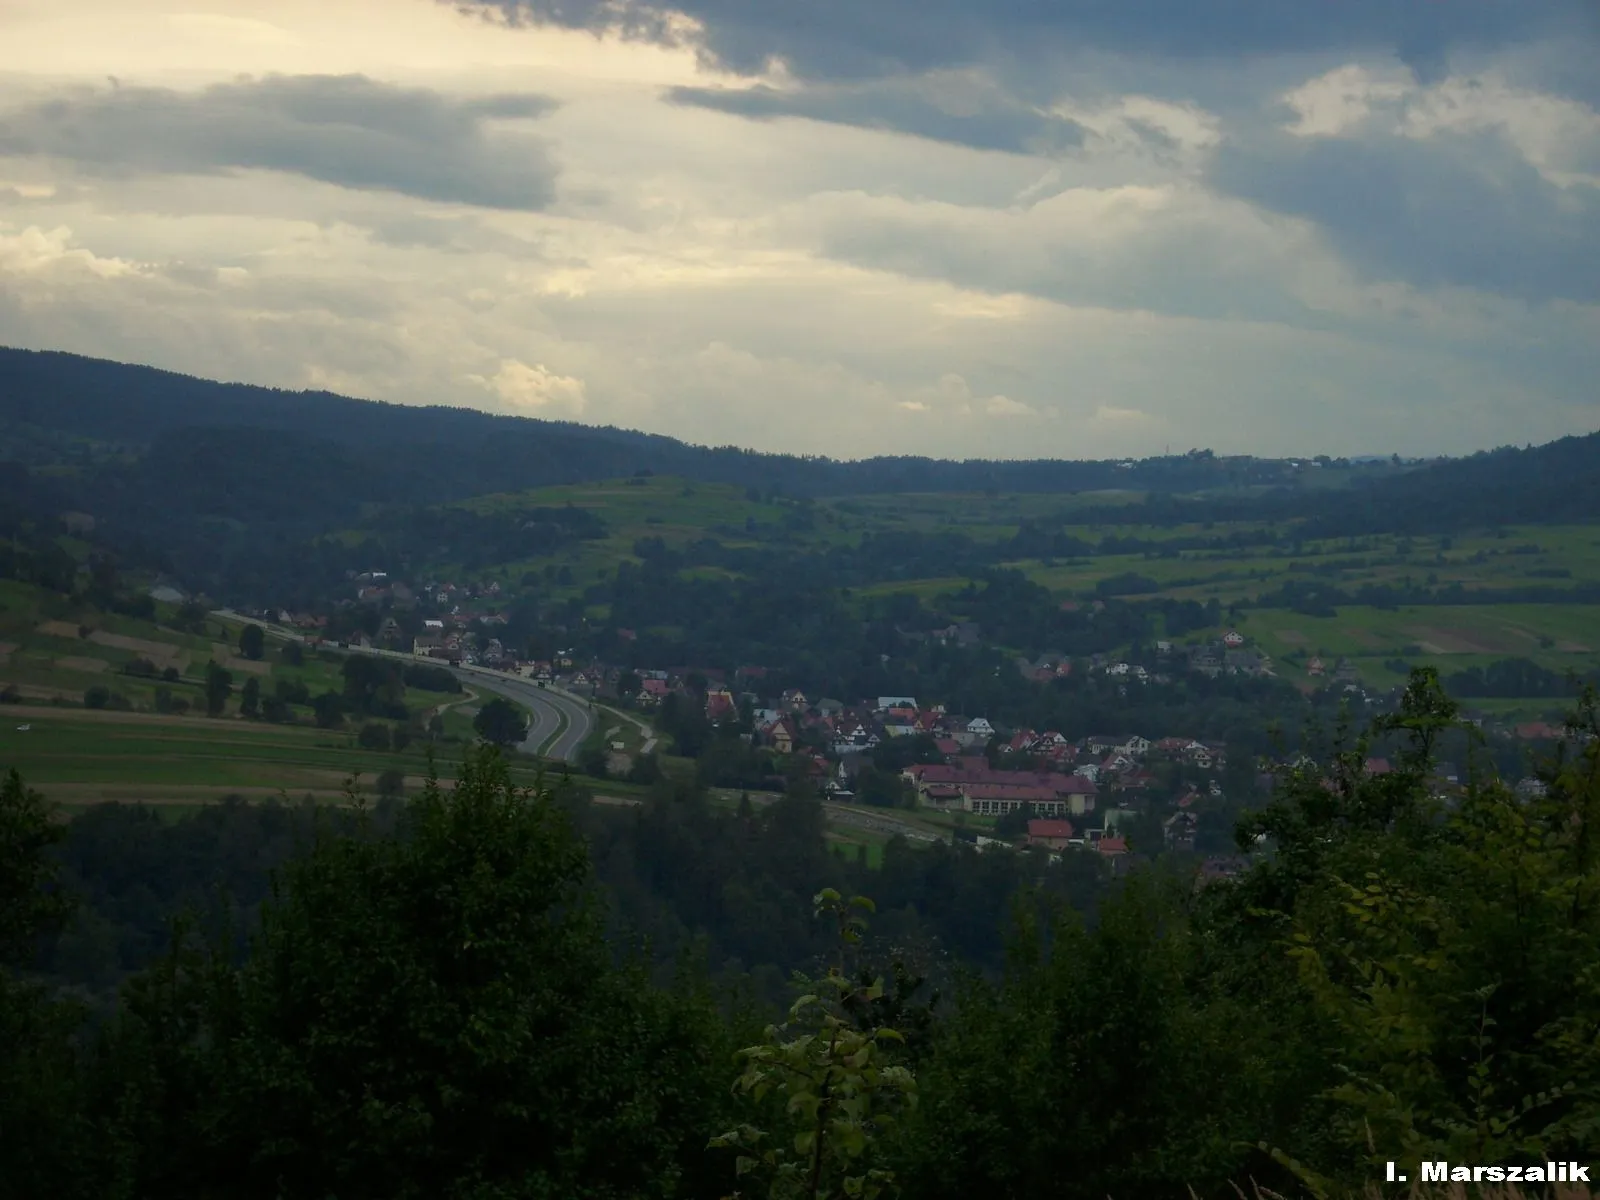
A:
[
  {"xmin": 209, "ymin": 611, "xmax": 594, "ymax": 763},
  {"xmin": 453, "ymin": 664, "xmax": 594, "ymax": 763}
]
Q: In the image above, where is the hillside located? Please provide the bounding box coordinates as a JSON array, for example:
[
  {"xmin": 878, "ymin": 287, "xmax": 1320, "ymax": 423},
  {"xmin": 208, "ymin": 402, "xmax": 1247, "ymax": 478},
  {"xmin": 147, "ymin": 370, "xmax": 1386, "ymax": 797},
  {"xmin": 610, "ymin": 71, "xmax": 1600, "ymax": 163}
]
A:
[
  {"xmin": 0, "ymin": 346, "xmax": 1389, "ymax": 504},
  {"xmin": 2, "ymin": 348, "xmax": 1597, "ymax": 705}
]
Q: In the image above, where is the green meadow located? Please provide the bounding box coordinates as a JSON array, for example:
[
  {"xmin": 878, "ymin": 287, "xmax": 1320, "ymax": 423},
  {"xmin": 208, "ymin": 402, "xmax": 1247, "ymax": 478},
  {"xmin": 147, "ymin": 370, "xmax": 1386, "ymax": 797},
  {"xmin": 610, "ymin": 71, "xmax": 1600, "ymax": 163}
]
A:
[{"xmin": 0, "ymin": 704, "xmax": 559, "ymax": 808}]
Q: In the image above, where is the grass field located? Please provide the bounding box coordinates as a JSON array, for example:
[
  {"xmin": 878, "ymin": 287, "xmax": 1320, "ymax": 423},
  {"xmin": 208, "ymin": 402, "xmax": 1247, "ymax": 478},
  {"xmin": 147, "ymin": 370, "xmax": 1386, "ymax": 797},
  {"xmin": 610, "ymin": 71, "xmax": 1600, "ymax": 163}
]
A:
[
  {"xmin": 0, "ymin": 704, "xmax": 558, "ymax": 807},
  {"xmin": 0, "ymin": 580, "xmax": 359, "ymax": 716},
  {"xmin": 1233, "ymin": 603, "xmax": 1600, "ymax": 694}
]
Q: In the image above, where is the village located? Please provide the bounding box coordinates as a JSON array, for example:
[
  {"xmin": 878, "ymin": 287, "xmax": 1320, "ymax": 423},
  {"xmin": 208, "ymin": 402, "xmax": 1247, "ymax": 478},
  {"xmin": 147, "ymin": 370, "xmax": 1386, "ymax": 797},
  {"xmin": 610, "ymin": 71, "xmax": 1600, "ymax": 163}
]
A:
[{"xmin": 244, "ymin": 569, "xmax": 1566, "ymax": 880}]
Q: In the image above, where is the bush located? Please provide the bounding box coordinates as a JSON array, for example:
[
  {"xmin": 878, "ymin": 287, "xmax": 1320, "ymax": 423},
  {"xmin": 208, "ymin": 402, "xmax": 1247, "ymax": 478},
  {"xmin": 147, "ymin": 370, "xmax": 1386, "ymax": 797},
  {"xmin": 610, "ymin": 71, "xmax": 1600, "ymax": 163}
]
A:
[
  {"xmin": 357, "ymin": 722, "xmax": 392, "ymax": 752},
  {"xmin": 122, "ymin": 657, "xmax": 158, "ymax": 678},
  {"xmin": 402, "ymin": 663, "xmax": 461, "ymax": 694},
  {"xmin": 160, "ymin": 666, "xmax": 180, "ymax": 683},
  {"xmin": 83, "ymin": 686, "xmax": 110, "ymax": 709}
]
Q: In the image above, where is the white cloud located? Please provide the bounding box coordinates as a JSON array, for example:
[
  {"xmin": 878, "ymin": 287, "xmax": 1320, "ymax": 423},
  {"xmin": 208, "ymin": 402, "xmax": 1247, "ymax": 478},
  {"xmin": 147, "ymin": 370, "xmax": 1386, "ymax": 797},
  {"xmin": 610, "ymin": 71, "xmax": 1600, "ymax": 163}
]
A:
[
  {"xmin": 0, "ymin": 223, "xmax": 141, "ymax": 278},
  {"xmin": 1280, "ymin": 64, "xmax": 1600, "ymax": 188},
  {"xmin": 0, "ymin": 0, "xmax": 1593, "ymax": 464},
  {"xmin": 1282, "ymin": 65, "xmax": 1411, "ymax": 138},
  {"xmin": 986, "ymin": 395, "xmax": 1039, "ymax": 417},
  {"xmin": 471, "ymin": 358, "xmax": 589, "ymax": 414}
]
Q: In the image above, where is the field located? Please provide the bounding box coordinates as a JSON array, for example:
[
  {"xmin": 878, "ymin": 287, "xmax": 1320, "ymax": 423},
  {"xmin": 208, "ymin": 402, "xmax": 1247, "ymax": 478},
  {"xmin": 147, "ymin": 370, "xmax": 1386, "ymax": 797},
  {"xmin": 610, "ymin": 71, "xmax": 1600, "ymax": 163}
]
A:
[
  {"xmin": 399, "ymin": 479, "xmax": 1600, "ymax": 697},
  {"xmin": 0, "ymin": 580, "xmax": 563, "ymax": 805},
  {"xmin": 0, "ymin": 578, "xmax": 353, "ymax": 710},
  {"xmin": 0, "ymin": 703, "xmax": 556, "ymax": 807}
]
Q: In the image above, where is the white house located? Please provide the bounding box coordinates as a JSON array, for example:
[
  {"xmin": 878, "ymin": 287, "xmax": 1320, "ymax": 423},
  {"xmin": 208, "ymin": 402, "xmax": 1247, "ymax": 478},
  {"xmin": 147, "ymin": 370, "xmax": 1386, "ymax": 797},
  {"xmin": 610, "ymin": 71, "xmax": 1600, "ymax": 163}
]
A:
[{"xmin": 966, "ymin": 717, "xmax": 994, "ymax": 737}]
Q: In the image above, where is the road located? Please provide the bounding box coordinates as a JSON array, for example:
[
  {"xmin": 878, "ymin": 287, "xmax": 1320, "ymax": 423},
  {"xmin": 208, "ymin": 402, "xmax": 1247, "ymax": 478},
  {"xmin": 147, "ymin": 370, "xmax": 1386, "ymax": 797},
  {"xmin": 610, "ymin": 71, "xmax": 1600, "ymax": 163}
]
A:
[
  {"xmin": 209, "ymin": 611, "xmax": 594, "ymax": 763},
  {"xmin": 452, "ymin": 665, "xmax": 594, "ymax": 763}
]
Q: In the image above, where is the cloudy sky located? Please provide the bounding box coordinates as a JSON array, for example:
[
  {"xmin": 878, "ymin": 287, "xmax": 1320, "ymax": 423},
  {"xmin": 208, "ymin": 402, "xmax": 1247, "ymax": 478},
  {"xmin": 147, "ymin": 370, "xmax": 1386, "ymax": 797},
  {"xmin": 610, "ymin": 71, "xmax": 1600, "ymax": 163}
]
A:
[{"xmin": 1, "ymin": 0, "xmax": 1597, "ymax": 460}]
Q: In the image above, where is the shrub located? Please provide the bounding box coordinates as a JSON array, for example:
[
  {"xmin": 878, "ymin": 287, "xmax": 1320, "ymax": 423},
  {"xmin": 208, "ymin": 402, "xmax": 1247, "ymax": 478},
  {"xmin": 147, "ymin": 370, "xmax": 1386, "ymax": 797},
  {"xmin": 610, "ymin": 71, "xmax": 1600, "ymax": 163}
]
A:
[{"xmin": 357, "ymin": 722, "xmax": 391, "ymax": 752}]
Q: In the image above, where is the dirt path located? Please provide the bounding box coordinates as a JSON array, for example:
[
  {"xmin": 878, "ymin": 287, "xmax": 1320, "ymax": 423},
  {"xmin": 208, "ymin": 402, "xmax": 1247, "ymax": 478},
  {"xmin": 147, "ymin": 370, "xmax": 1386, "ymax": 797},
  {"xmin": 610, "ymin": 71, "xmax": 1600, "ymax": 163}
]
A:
[{"xmin": 424, "ymin": 685, "xmax": 479, "ymax": 723}]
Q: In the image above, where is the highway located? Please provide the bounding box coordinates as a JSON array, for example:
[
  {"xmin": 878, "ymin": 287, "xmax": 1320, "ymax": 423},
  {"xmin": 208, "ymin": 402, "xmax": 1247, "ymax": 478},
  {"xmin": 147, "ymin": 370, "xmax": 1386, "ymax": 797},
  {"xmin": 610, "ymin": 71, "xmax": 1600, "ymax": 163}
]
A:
[
  {"xmin": 451, "ymin": 664, "xmax": 594, "ymax": 763},
  {"xmin": 209, "ymin": 611, "xmax": 594, "ymax": 763}
]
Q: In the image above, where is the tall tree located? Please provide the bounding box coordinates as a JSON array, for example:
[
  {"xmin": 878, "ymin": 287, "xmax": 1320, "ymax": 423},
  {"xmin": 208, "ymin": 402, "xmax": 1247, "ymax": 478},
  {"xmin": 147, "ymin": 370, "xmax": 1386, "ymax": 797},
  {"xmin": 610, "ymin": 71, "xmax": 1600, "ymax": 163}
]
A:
[
  {"xmin": 473, "ymin": 697, "xmax": 528, "ymax": 748},
  {"xmin": 239, "ymin": 676, "xmax": 260, "ymax": 718},
  {"xmin": 204, "ymin": 661, "xmax": 233, "ymax": 717},
  {"xmin": 0, "ymin": 770, "xmax": 89, "ymax": 1198},
  {"xmin": 237, "ymin": 623, "xmax": 265, "ymax": 661},
  {"xmin": 97, "ymin": 747, "xmax": 736, "ymax": 1199}
]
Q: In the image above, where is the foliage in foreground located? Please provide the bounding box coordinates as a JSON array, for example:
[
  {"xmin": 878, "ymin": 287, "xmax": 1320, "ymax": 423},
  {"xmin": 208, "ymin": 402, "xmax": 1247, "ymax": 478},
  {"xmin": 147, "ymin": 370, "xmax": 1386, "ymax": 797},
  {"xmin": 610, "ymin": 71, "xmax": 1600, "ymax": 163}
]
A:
[{"xmin": 1, "ymin": 673, "xmax": 1598, "ymax": 1199}]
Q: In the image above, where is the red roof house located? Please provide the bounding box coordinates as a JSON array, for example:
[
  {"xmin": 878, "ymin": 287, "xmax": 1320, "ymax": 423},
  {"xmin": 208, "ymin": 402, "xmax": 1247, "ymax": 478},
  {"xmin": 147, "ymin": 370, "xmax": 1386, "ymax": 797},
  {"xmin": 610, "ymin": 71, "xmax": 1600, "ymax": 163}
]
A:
[{"xmin": 1026, "ymin": 818, "xmax": 1076, "ymax": 849}]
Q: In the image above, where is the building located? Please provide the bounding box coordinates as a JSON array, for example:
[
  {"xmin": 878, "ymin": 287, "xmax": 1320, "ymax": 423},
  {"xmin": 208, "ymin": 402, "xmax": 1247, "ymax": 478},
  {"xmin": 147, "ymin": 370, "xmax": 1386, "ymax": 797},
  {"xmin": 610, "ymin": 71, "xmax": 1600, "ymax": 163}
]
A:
[
  {"xmin": 903, "ymin": 763, "xmax": 1098, "ymax": 817},
  {"xmin": 1026, "ymin": 818, "xmax": 1076, "ymax": 850}
]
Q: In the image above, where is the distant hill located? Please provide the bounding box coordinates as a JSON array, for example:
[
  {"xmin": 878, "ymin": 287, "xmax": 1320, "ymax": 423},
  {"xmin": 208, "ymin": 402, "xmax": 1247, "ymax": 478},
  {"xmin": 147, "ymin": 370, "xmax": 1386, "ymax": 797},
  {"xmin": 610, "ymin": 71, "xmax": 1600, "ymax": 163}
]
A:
[
  {"xmin": 1290, "ymin": 433, "xmax": 1600, "ymax": 535},
  {"xmin": 0, "ymin": 346, "xmax": 1311, "ymax": 507},
  {"xmin": 1, "ymin": 348, "xmax": 1595, "ymax": 604}
]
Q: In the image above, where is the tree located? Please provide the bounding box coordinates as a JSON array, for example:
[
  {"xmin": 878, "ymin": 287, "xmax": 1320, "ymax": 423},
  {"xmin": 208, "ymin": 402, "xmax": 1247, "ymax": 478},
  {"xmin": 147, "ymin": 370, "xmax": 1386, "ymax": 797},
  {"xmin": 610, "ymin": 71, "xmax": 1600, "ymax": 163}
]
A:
[
  {"xmin": 280, "ymin": 641, "xmax": 305, "ymax": 667},
  {"xmin": 710, "ymin": 890, "xmax": 917, "ymax": 1200},
  {"xmin": 1236, "ymin": 678, "xmax": 1600, "ymax": 1189},
  {"xmin": 579, "ymin": 743, "xmax": 609, "ymax": 779},
  {"xmin": 374, "ymin": 767, "xmax": 406, "ymax": 801},
  {"xmin": 83, "ymin": 686, "xmax": 110, "ymax": 710},
  {"xmin": 174, "ymin": 599, "xmax": 207, "ymax": 633},
  {"xmin": 473, "ymin": 698, "xmax": 528, "ymax": 748},
  {"xmin": 204, "ymin": 661, "xmax": 233, "ymax": 717},
  {"xmin": 0, "ymin": 770, "xmax": 88, "ymax": 1199},
  {"xmin": 0, "ymin": 769, "xmax": 72, "ymax": 964},
  {"xmin": 357, "ymin": 722, "xmax": 391, "ymax": 752},
  {"xmin": 994, "ymin": 803, "xmax": 1035, "ymax": 840},
  {"xmin": 239, "ymin": 677, "xmax": 260, "ymax": 719},
  {"xmin": 856, "ymin": 766, "xmax": 909, "ymax": 810},
  {"xmin": 312, "ymin": 690, "xmax": 345, "ymax": 730},
  {"xmin": 101, "ymin": 746, "xmax": 735, "ymax": 1199},
  {"xmin": 238, "ymin": 624, "xmax": 265, "ymax": 661}
]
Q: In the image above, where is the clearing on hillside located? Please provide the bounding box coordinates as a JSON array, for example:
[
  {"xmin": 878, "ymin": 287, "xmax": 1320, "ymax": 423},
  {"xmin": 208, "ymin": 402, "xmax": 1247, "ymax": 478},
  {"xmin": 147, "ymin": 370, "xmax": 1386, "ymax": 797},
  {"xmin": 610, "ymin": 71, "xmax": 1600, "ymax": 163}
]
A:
[
  {"xmin": 56, "ymin": 656, "xmax": 110, "ymax": 673},
  {"xmin": 88, "ymin": 631, "xmax": 186, "ymax": 661},
  {"xmin": 1405, "ymin": 626, "xmax": 1521, "ymax": 655}
]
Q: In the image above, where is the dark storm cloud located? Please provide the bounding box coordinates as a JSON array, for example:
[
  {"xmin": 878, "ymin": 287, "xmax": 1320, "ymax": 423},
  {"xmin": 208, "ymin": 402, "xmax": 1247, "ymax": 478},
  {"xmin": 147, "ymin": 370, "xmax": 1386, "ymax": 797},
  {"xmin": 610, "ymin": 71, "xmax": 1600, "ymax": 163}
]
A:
[
  {"xmin": 0, "ymin": 75, "xmax": 561, "ymax": 210},
  {"xmin": 1208, "ymin": 129, "xmax": 1600, "ymax": 304},
  {"xmin": 665, "ymin": 78, "xmax": 1086, "ymax": 155},
  {"xmin": 455, "ymin": 0, "xmax": 1595, "ymax": 84}
]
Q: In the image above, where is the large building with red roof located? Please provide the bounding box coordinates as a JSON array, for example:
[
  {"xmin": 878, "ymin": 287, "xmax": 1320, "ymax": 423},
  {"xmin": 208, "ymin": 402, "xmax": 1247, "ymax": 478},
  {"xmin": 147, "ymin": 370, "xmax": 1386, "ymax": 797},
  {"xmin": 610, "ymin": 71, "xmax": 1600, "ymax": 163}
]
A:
[{"xmin": 902, "ymin": 763, "xmax": 1098, "ymax": 817}]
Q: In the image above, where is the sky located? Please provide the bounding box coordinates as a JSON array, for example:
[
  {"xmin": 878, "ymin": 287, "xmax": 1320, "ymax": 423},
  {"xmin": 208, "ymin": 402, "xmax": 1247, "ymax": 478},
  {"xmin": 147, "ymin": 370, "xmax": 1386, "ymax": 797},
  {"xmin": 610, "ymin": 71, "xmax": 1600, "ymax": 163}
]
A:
[{"xmin": 0, "ymin": 0, "xmax": 1596, "ymax": 461}]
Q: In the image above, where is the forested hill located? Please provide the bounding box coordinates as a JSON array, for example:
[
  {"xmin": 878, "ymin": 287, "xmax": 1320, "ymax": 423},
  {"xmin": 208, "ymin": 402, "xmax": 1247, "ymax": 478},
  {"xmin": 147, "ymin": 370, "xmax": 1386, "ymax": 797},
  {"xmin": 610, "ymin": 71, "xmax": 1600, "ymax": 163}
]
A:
[
  {"xmin": 0, "ymin": 346, "xmax": 1314, "ymax": 501},
  {"xmin": 1291, "ymin": 431, "xmax": 1600, "ymax": 535},
  {"xmin": 4, "ymin": 346, "xmax": 1596, "ymax": 537}
]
